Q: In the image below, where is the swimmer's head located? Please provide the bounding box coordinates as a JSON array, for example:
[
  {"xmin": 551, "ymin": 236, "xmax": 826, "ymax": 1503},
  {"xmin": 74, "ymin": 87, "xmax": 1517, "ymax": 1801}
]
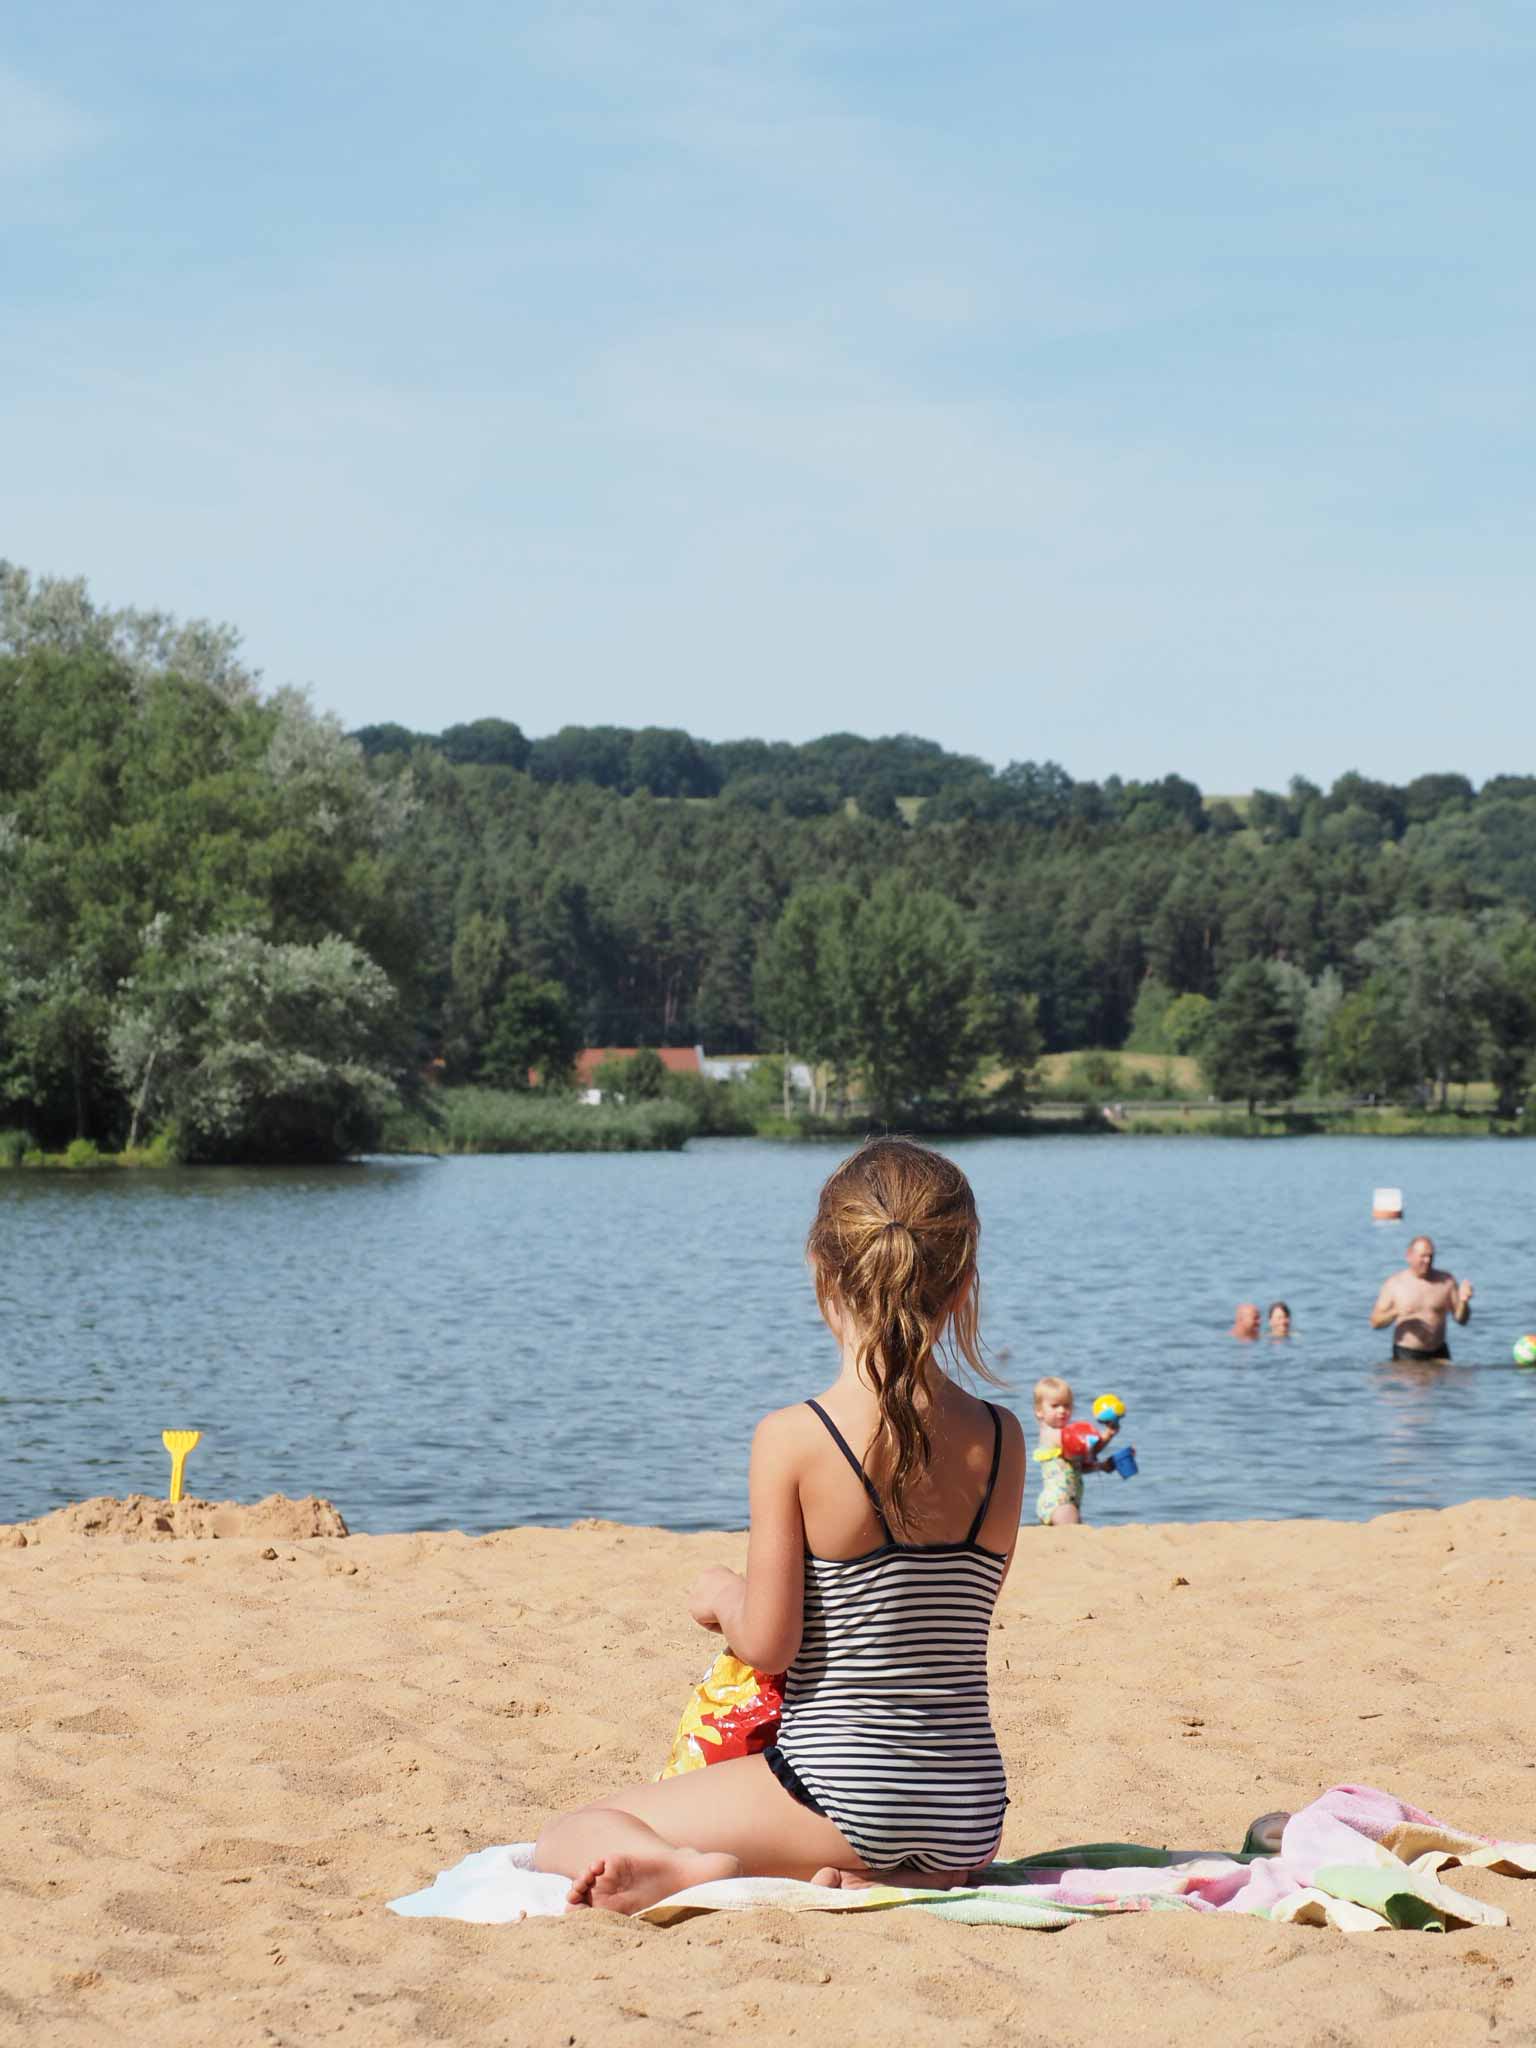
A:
[
  {"xmin": 1033, "ymin": 1375, "xmax": 1072, "ymax": 1427},
  {"xmin": 1267, "ymin": 1301, "xmax": 1291, "ymax": 1335},
  {"xmin": 1407, "ymin": 1235, "xmax": 1435, "ymax": 1276},
  {"xmin": 1232, "ymin": 1302, "xmax": 1261, "ymax": 1337},
  {"xmin": 809, "ymin": 1138, "xmax": 997, "ymax": 1535}
]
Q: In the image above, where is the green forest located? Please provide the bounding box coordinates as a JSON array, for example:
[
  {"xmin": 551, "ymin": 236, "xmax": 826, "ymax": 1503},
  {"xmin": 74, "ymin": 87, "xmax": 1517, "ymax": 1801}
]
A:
[{"xmin": 4, "ymin": 563, "xmax": 1536, "ymax": 1160}]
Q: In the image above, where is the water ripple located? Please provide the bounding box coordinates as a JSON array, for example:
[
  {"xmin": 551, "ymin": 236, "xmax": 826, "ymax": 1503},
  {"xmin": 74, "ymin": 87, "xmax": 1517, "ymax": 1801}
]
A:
[{"xmin": 2, "ymin": 1137, "xmax": 1532, "ymax": 1531}]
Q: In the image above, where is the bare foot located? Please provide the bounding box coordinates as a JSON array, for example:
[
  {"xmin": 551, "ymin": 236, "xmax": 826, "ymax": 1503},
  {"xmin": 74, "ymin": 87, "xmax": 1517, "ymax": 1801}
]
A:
[
  {"xmin": 566, "ymin": 1848, "xmax": 740, "ymax": 1914},
  {"xmin": 811, "ymin": 1863, "xmax": 971, "ymax": 1890}
]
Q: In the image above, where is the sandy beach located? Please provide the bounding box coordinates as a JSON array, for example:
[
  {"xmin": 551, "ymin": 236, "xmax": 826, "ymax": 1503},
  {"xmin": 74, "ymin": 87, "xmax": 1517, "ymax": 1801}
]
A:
[{"xmin": 4, "ymin": 1496, "xmax": 1536, "ymax": 2047}]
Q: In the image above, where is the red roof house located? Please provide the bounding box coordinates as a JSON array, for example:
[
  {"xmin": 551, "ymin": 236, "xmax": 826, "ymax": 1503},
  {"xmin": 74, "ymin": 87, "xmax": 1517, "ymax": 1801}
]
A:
[{"xmin": 573, "ymin": 1046, "xmax": 702, "ymax": 1088}]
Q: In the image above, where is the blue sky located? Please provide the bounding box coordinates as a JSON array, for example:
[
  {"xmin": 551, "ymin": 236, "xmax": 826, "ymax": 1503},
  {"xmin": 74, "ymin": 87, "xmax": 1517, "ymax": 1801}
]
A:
[{"xmin": 4, "ymin": 1, "xmax": 1533, "ymax": 788}]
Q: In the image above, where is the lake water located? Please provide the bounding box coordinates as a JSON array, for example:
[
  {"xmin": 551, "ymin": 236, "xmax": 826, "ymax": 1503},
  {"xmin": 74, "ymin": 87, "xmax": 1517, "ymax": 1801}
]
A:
[{"xmin": 3, "ymin": 1136, "xmax": 1533, "ymax": 1533}]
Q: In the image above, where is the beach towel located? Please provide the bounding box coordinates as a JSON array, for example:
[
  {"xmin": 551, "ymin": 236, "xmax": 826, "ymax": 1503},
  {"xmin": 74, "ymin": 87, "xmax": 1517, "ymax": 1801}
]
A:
[{"xmin": 387, "ymin": 1784, "xmax": 1536, "ymax": 1933}]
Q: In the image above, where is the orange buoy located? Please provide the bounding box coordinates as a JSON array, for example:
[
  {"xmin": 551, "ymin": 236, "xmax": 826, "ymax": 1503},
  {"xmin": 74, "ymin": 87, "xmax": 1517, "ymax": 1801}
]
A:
[{"xmin": 1372, "ymin": 1186, "xmax": 1403, "ymax": 1221}]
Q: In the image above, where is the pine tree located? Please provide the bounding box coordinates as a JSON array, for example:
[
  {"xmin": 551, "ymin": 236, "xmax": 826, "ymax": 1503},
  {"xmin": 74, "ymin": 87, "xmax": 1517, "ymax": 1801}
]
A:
[{"xmin": 1200, "ymin": 963, "xmax": 1303, "ymax": 1116}]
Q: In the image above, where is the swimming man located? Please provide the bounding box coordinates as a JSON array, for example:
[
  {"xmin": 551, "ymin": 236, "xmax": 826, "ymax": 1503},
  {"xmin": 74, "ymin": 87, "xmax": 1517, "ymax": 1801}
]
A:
[{"xmin": 1369, "ymin": 1235, "xmax": 1473, "ymax": 1361}]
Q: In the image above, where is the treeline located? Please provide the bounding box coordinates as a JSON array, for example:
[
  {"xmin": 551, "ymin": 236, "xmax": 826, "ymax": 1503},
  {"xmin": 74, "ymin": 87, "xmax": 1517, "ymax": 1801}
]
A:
[
  {"xmin": 1130, "ymin": 929, "xmax": 1536, "ymax": 1122},
  {"xmin": 354, "ymin": 716, "xmax": 993, "ymax": 817},
  {"xmin": 356, "ymin": 713, "xmax": 1536, "ymax": 850},
  {"xmin": 393, "ymin": 743, "xmax": 1536, "ymax": 1104},
  {"xmin": 4, "ymin": 563, "xmax": 1536, "ymax": 1158}
]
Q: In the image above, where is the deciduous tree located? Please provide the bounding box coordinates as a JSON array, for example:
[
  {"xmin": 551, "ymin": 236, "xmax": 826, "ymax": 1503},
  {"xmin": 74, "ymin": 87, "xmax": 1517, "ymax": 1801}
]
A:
[{"xmin": 108, "ymin": 930, "xmax": 401, "ymax": 1161}]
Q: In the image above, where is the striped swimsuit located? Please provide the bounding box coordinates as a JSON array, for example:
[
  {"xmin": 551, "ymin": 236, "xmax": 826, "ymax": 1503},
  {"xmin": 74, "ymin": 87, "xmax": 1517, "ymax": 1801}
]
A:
[{"xmin": 763, "ymin": 1400, "xmax": 1010, "ymax": 1875}]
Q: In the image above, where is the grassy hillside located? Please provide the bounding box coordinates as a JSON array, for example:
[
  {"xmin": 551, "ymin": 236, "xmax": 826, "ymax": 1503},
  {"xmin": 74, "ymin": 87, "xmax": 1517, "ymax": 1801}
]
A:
[{"xmin": 1036, "ymin": 1050, "xmax": 1203, "ymax": 1096}]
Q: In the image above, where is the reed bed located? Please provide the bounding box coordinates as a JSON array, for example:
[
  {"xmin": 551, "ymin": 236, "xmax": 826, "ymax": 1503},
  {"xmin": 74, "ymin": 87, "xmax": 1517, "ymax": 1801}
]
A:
[{"xmin": 382, "ymin": 1088, "xmax": 694, "ymax": 1154}]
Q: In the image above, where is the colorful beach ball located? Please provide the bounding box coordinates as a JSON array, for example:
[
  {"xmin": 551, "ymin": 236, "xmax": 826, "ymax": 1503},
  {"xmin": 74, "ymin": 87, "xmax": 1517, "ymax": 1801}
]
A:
[{"xmin": 1514, "ymin": 1335, "xmax": 1536, "ymax": 1367}]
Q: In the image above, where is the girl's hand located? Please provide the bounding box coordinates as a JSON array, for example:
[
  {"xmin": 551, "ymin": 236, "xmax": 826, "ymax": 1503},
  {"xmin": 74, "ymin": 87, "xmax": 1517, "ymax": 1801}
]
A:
[{"xmin": 687, "ymin": 1565, "xmax": 743, "ymax": 1633}]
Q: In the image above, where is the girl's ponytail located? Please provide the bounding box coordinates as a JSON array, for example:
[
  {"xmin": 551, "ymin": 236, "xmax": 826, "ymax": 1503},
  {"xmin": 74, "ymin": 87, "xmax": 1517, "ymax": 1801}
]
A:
[{"xmin": 808, "ymin": 1139, "xmax": 994, "ymax": 1537}]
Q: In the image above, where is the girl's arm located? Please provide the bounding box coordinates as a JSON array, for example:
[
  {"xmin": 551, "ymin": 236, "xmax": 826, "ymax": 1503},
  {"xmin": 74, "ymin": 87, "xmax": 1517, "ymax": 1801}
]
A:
[
  {"xmin": 991, "ymin": 1407, "xmax": 1029, "ymax": 1596},
  {"xmin": 687, "ymin": 1410, "xmax": 805, "ymax": 1673}
]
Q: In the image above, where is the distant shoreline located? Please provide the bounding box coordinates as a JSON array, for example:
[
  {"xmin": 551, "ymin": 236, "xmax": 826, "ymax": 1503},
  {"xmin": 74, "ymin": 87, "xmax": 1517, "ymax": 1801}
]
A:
[{"xmin": 3, "ymin": 1101, "xmax": 1528, "ymax": 1169}]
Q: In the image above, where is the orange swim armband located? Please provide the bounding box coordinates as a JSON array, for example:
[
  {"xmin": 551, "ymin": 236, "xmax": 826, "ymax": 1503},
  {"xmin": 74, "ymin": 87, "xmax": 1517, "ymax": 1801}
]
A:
[{"xmin": 657, "ymin": 1651, "xmax": 785, "ymax": 1779}]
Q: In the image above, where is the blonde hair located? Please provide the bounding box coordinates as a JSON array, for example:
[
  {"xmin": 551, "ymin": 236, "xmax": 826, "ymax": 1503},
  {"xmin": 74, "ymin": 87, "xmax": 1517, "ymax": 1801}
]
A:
[
  {"xmin": 1033, "ymin": 1375, "xmax": 1072, "ymax": 1415},
  {"xmin": 808, "ymin": 1138, "xmax": 998, "ymax": 1538}
]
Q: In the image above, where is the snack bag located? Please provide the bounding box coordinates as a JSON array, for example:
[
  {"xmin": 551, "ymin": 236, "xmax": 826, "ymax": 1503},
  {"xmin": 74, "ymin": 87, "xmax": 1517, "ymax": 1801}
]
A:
[{"xmin": 657, "ymin": 1650, "xmax": 785, "ymax": 1779}]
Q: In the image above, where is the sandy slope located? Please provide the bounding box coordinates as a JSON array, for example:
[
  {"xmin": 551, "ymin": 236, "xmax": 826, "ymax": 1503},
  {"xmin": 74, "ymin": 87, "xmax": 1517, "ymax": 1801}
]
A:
[{"xmin": 3, "ymin": 1499, "xmax": 1535, "ymax": 2047}]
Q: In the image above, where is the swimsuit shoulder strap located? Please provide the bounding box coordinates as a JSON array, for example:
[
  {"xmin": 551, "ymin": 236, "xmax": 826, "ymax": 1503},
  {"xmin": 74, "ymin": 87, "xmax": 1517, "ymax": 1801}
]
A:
[
  {"xmin": 805, "ymin": 1399, "xmax": 893, "ymax": 1541},
  {"xmin": 965, "ymin": 1402, "xmax": 1005, "ymax": 1546}
]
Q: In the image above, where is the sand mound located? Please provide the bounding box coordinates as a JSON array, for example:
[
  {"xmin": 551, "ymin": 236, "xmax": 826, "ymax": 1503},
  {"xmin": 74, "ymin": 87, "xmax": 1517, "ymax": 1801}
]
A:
[{"xmin": 4, "ymin": 1492, "xmax": 349, "ymax": 1543}]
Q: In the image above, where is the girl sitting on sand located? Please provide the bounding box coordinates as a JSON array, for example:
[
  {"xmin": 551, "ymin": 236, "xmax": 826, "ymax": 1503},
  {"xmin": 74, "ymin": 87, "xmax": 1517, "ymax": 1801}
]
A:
[{"xmin": 534, "ymin": 1137, "xmax": 1027, "ymax": 1913}]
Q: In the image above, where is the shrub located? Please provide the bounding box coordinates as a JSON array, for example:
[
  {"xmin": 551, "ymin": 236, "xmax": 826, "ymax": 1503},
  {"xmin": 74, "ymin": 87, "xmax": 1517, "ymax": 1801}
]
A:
[
  {"xmin": 123, "ymin": 1127, "xmax": 180, "ymax": 1167},
  {"xmin": 0, "ymin": 1128, "xmax": 32, "ymax": 1168},
  {"xmin": 591, "ymin": 1048, "xmax": 668, "ymax": 1100},
  {"xmin": 661, "ymin": 1071, "xmax": 754, "ymax": 1135},
  {"xmin": 62, "ymin": 1137, "xmax": 106, "ymax": 1170},
  {"xmin": 1077, "ymin": 1050, "xmax": 1122, "ymax": 1093},
  {"xmin": 1051, "ymin": 1050, "xmax": 1125, "ymax": 1100},
  {"xmin": 376, "ymin": 1103, "xmax": 442, "ymax": 1153}
]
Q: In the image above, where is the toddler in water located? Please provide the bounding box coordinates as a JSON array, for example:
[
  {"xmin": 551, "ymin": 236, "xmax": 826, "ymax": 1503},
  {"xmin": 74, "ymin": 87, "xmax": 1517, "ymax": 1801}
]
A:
[
  {"xmin": 534, "ymin": 1138, "xmax": 1027, "ymax": 1911},
  {"xmin": 1033, "ymin": 1375, "xmax": 1115, "ymax": 1526}
]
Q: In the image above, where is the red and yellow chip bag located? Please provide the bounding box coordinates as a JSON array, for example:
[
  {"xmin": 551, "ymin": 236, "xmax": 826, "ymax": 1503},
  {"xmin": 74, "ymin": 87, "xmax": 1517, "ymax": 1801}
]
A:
[{"xmin": 657, "ymin": 1650, "xmax": 785, "ymax": 1779}]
